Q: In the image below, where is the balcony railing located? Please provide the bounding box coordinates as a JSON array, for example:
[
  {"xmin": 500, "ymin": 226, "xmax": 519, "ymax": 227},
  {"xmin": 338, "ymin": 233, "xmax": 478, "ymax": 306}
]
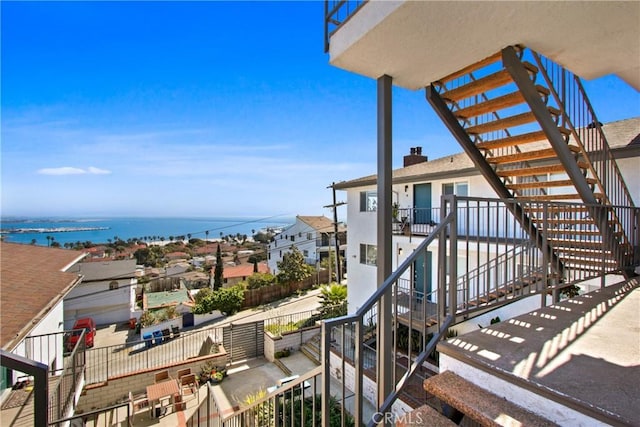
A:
[
  {"xmin": 324, "ymin": 0, "xmax": 367, "ymax": 52},
  {"xmin": 84, "ymin": 326, "xmax": 224, "ymax": 384},
  {"xmin": 186, "ymin": 367, "xmax": 323, "ymax": 426},
  {"xmin": 20, "ymin": 330, "xmax": 87, "ymax": 424}
]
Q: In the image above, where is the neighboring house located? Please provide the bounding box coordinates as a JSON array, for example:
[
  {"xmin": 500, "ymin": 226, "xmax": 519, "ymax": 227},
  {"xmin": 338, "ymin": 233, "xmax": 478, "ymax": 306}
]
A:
[
  {"xmin": 223, "ymin": 262, "xmax": 269, "ymax": 287},
  {"xmin": 179, "ymin": 270, "xmax": 210, "ymax": 289},
  {"xmin": 267, "ymin": 215, "xmax": 347, "ymax": 274},
  {"xmin": 65, "ymin": 259, "xmax": 138, "ymax": 328},
  {"xmin": 166, "ymin": 261, "xmax": 190, "ymax": 278},
  {"xmin": 337, "ymin": 118, "xmax": 640, "ymax": 312},
  {"xmin": 0, "ymin": 242, "xmax": 86, "ymax": 400}
]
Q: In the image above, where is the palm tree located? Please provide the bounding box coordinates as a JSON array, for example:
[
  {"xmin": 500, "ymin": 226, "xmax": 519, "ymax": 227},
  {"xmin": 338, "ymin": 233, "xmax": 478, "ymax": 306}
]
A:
[{"xmin": 46, "ymin": 236, "xmax": 52, "ymax": 247}]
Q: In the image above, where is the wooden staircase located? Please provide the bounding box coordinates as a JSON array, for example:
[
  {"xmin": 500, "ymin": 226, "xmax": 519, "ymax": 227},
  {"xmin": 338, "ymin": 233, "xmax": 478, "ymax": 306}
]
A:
[{"xmin": 426, "ymin": 45, "xmax": 634, "ymax": 280}]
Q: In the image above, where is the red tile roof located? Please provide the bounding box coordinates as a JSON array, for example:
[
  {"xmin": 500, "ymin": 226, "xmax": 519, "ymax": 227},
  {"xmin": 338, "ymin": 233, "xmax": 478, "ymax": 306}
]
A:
[
  {"xmin": 0, "ymin": 242, "xmax": 86, "ymax": 350},
  {"xmin": 223, "ymin": 262, "xmax": 269, "ymax": 279}
]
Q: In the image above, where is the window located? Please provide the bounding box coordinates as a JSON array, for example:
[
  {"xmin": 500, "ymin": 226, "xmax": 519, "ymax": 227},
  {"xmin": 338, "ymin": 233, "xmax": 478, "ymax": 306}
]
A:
[
  {"xmin": 307, "ymin": 233, "xmax": 312, "ymax": 241},
  {"xmin": 359, "ymin": 244, "xmax": 377, "ymax": 266},
  {"xmin": 442, "ymin": 181, "xmax": 468, "ymax": 197},
  {"xmin": 109, "ymin": 281, "xmax": 119, "ymax": 290},
  {"xmin": 290, "ymin": 235, "xmax": 295, "ymax": 242},
  {"xmin": 303, "ymin": 250, "xmax": 309, "ymax": 257},
  {"xmin": 359, "ymin": 191, "xmax": 377, "ymax": 212}
]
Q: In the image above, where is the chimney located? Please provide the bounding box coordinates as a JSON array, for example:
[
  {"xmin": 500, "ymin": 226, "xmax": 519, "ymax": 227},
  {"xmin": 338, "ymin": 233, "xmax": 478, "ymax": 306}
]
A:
[{"xmin": 403, "ymin": 146, "xmax": 428, "ymax": 167}]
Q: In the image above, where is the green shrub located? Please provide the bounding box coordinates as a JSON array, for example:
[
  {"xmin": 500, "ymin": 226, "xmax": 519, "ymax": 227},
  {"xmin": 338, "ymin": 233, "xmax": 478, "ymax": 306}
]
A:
[{"xmin": 247, "ymin": 272, "xmax": 276, "ymax": 289}]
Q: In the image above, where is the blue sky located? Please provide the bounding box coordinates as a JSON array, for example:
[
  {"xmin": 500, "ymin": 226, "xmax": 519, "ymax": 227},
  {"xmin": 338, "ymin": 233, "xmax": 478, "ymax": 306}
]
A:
[{"xmin": 2, "ymin": 1, "xmax": 639, "ymax": 219}]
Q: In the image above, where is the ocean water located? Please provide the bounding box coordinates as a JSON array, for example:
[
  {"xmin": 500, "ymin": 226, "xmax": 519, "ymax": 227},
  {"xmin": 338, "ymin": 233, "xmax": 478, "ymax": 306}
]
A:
[{"xmin": 0, "ymin": 216, "xmax": 294, "ymax": 247}]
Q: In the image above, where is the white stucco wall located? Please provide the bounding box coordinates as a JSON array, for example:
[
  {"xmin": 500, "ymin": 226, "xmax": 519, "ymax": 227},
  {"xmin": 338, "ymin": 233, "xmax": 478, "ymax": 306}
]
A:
[
  {"xmin": 64, "ymin": 278, "xmax": 136, "ymax": 327},
  {"xmin": 11, "ymin": 301, "xmax": 65, "ymax": 380},
  {"xmin": 616, "ymin": 156, "xmax": 640, "ymax": 205},
  {"xmin": 344, "ymin": 174, "xmax": 500, "ymax": 313}
]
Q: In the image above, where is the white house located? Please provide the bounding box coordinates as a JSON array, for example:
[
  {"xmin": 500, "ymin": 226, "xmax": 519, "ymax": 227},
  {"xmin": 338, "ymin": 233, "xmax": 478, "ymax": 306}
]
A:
[
  {"xmin": 267, "ymin": 215, "xmax": 346, "ymax": 274},
  {"xmin": 0, "ymin": 242, "xmax": 86, "ymax": 398},
  {"xmin": 336, "ymin": 117, "xmax": 639, "ymax": 313},
  {"xmin": 64, "ymin": 259, "xmax": 138, "ymax": 328}
]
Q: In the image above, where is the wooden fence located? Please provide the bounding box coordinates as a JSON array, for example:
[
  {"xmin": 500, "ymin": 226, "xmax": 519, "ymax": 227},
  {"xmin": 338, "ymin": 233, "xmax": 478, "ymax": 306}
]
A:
[{"xmin": 241, "ymin": 269, "xmax": 330, "ymax": 308}]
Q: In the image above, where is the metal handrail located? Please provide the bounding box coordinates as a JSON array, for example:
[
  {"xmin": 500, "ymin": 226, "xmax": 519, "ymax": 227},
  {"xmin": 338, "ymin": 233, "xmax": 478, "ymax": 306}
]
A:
[
  {"xmin": 324, "ymin": 0, "xmax": 368, "ymax": 52},
  {"xmin": 531, "ymin": 49, "xmax": 635, "ymax": 266}
]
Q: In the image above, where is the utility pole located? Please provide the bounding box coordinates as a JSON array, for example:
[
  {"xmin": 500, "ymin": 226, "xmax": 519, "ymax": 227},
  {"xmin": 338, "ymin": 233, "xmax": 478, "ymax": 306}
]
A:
[{"xmin": 325, "ymin": 183, "xmax": 346, "ymax": 284}]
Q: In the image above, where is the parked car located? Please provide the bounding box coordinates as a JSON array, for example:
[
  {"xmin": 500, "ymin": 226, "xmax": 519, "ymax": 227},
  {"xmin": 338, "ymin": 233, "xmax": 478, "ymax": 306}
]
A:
[{"xmin": 67, "ymin": 317, "xmax": 97, "ymax": 351}]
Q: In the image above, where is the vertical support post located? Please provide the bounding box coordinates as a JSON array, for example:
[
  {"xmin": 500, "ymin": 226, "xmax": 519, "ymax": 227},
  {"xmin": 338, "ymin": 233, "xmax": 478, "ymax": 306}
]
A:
[
  {"xmin": 448, "ymin": 196, "xmax": 458, "ymax": 317},
  {"xmin": 331, "ymin": 182, "xmax": 343, "ymax": 283},
  {"xmin": 1, "ymin": 350, "xmax": 49, "ymax": 426},
  {"xmin": 438, "ymin": 196, "xmax": 448, "ymax": 322},
  {"xmin": 354, "ymin": 321, "xmax": 363, "ymax": 425},
  {"xmin": 321, "ymin": 322, "xmax": 332, "ymax": 427},
  {"xmin": 376, "ymin": 74, "xmax": 393, "ymax": 421}
]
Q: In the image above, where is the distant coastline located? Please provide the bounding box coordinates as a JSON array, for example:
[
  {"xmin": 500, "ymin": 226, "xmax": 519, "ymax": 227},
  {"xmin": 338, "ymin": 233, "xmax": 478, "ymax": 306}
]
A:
[
  {"xmin": 0, "ymin": 226, "xmax": 110, "ymax": 234},
  {"xmin": 0, "ymin": 216, "xmax": 293, "ymax": 247}
]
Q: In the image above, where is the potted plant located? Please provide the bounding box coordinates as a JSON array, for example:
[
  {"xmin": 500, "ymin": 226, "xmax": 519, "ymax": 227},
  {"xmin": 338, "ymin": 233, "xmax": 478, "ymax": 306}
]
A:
[{"xmin": 209, "ymin": 370, "xmax": 224, "ymax": 384}]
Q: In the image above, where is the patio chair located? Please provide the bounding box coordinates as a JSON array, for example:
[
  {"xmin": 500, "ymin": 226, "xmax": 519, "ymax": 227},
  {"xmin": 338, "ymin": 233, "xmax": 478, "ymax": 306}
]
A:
[
  {"xmin": 154, "ymin": 370, "xmax": 170, "ymax": 383},
  {"xmin": 176, "ymin": 367, "xmax": 191, "ymax": 380},
  {"xmin": 128, "ymin": 390, "xmax": 150, "ymax": 418},
  {"xmin": 180, "ymin": 373, "xmax": 198, "ymax": 402}
]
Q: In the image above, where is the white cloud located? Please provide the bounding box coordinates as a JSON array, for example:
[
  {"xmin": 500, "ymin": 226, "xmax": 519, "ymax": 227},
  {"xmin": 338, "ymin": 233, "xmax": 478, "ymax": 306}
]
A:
[
  {"xmin": 87, "ymin": 166, "xmax": 111, "ymax": 175},
  {"xmin": 37, "ymin": 166, "xmax": 112, "ymax": 175}
]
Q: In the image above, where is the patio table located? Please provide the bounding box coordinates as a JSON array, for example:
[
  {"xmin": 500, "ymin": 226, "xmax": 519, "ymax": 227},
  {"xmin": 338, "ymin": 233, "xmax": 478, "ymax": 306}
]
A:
[{"xmin": 146, "ymin": 379, "xmax": 179, "ymax": 417}]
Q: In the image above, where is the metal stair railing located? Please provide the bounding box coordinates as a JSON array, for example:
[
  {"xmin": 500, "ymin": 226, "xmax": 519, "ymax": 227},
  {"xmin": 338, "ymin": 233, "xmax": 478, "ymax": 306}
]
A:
[
  {"xmin": 456, "ymin": 239, "xmax": 541, "ymax": 314},
  {"xmin": 321, "ymin": 197, "xmax": 459, "ymax": 427},
  {"xmin": 531, "ymin": 49, "xmax": 636, "ymax": 268}
]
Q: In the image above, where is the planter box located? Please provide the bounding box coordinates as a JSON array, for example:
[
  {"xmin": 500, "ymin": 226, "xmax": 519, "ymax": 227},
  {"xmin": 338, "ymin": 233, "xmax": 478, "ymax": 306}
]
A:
[{"xmin": 264, "ymin": 325, "xmax": 320, "ymax": 362}]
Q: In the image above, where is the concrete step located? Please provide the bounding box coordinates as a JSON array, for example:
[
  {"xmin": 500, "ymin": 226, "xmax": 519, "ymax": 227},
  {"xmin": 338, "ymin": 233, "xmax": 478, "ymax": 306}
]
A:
[
  {"xmin": 299, "ymin": 345, "xmax": 320, "ymax": 366},
  {"xmin": 395, "ymin": 404, "xmax": 457, "ymax": 426},
  {"xmin": 272, "ymin": 358, "xmax": 292, "ymax": 376},
  {"xmin": 423, "ymin": 371, "xmax": 557, "ymax": 427}
]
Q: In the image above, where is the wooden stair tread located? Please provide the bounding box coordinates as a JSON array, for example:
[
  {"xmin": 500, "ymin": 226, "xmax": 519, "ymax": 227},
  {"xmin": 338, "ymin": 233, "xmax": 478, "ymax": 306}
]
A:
[
  {"xmin": 546, "ymin": 228, "xmax": 610, "ymax": 236},
  {"xmin": 524, "ymin": 192, "xmax": 603, "ymax": 201},
  {"xmin": 547, "ymin": 238, "xmax": 605, "ymax": 249},
  {"xmin": 395, "ymin": 404, "xmax": 458, "ymax": 427},
  {"xmin": 442, "ymin": 70, "xmax": 514, "ymax": 103},
  {"xmin": 507, "ymin": 178, "xmax": 596, "ymax": 190},
  {"xmin": 441, "ymin": 62, "xmax": 538, "ymax": 103},
  {"xmin": 523, "ymin": 205, "xmax": 589, "ymax": 213},
  {"xmin": 530, "ymin": 218, "xmax": 597, "ymax": 225},
  {"xmin": 561, "ymin": 258, "xmax": 618, "ymax": 267},
  {"xmin": 423, "ymin": 371, "xmax": 557, "ymax": 427},
  {"xmin": 455, "ymin": 85, "xmax": 550, "ymax": 119},
  {"xmin": 497, "ymin": 161, "xmax": 589, "ymax": 177},
  {"xmin": 488, "ymin": 146, "xmax": 580, "ymax": 164},
  {"xmin": 455, "ymin": 91, "xmax": 524, "ymax": 119},
  {"xmin": 477, "ymin": 127, "xmax": 570, "ymax": 150},
  {"xmin": 436, "ymin": 51, "xmax": 503, "ymax": 84},
  {"xmin": 466, "ymin": 108, "xmax": 559, "ymax": 135}
]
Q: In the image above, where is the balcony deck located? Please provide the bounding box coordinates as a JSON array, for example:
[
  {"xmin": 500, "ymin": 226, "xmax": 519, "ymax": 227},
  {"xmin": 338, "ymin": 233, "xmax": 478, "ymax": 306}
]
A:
[{"xmin": 437, "ymin": 275, "xmax": 639, "ymax": 426}]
